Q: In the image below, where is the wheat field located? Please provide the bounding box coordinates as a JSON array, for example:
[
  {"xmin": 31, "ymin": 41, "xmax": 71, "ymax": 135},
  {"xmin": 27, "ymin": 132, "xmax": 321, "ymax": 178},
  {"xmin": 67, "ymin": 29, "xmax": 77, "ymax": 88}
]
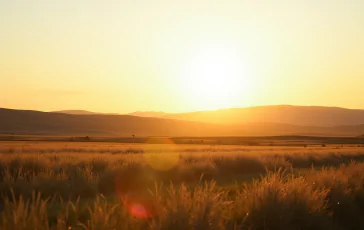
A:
[{"xmin": 1, "ymin": 141, "xmax": 364, "ymax": 229}]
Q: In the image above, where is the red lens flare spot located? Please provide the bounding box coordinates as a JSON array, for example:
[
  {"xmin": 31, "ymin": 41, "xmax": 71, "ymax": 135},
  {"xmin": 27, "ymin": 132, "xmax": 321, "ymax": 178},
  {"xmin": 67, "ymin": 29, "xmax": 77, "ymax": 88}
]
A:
[
  {"xmin": 129, "ymin": 203, "xmax": 149, "ymax": 219},
  {"xmin": 121, "ymin": 192, "xmax": 157, "ymax": 219}
]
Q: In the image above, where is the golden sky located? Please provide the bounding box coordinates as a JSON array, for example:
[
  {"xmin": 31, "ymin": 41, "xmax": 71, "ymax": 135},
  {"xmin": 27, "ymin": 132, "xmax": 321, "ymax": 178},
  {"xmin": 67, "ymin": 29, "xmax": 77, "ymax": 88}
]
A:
[{"xmin": 1, "ymin": 0, "xmax": 364, "ymax": 113}]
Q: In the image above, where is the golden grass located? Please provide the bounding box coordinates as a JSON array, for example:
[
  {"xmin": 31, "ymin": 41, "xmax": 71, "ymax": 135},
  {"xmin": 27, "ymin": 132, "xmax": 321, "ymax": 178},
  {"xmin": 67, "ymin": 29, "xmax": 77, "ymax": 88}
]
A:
[{"xmin": 1, "ymin": 142, "xmax": 364, "ymax": 229}]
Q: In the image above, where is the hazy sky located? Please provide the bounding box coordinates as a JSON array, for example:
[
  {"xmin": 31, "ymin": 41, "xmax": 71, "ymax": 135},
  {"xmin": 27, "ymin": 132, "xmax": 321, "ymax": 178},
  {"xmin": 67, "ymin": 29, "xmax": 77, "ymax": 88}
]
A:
[{"xmin": 1, "ymin": 0, "xmax": 364, "ymax": 113}]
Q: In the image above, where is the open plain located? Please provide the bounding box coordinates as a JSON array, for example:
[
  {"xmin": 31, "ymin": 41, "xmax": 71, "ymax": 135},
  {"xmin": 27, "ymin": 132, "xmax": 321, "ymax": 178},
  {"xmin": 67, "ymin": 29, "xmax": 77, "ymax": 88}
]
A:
[{"xmin": 1, "ymin": 140, "xmax": 364, "ymax": 229}]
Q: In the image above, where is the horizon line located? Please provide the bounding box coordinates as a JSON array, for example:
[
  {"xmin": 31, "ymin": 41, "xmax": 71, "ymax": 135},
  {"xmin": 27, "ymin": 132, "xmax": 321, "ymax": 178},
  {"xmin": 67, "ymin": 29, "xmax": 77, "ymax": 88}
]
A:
[{"xmin": 2, "ymin": 104, "xmax": 364, "ymax": 115}]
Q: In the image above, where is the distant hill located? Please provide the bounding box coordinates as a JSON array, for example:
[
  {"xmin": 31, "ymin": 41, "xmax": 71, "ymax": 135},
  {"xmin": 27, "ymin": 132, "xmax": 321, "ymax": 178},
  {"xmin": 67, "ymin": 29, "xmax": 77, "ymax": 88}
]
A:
[
  {"xmin": 2, "ymin": 107, "xmax": 364, "ymax": 137},
  {"xmin": 52, "ymin": 110, "xmax": 119, "ymax": 115},
  {"xmin": 52, "ymin": 105, "xmax": 364, "ymax": 127},
  {"xmin": 162, "ymin": 105, "xmax": 364, "ymax": 127},
  {"xmin": 0, "ymin": 108, "xmax": 224, "ymax": 136},
  {"xmin": 52, "ymin": 110, "xmax": 98, "ymax": 115},
  {"xmin": 128, "ymin": 111, "xmax": 168, "ymax": 117},
  {"xmin": 52, "ymin": 110, "xmax": 167, "ymax": 117}
]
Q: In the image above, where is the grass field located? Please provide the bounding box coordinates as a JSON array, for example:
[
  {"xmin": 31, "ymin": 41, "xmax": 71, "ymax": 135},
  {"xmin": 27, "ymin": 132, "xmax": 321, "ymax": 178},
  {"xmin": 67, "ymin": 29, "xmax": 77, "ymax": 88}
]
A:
[{"xmin": 1, "ymin": 141, "xmax": 364, "ymax": 229}]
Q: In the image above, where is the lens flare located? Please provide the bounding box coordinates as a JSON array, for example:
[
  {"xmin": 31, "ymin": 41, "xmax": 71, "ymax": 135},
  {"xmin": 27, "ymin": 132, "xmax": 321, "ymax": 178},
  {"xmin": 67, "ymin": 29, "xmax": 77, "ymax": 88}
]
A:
[
  {"xmin": 113, "ymin": 167, "xmax": 159, "ymax": 219},
  {"xmin": 143, "ymin": 138, "xmax": 179, "ymax": 171},
  {"xmin": 113, "ymin": 138, "xmax": 179, "ymax": 218},
  {"xmin": 120, "ymin": 192, "xmax": 157, "ymax": 219},
  {"xmin": 129, "ymin": 203, "xmax": 148, "ymax": 218}
]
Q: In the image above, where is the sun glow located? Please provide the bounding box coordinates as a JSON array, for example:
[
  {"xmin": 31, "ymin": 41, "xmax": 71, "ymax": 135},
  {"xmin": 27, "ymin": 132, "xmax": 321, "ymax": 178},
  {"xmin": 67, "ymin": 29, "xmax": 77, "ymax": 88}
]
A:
[{"xmin": 179, "ymin": 42, "xmax": 255, "ymax": 111}]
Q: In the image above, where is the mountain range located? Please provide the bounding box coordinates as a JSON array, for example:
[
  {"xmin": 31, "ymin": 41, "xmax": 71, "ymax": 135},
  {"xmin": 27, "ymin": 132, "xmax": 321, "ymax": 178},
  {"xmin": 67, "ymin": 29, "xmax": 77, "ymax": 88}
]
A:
[
  {"xmin": 162, "ymin": 105, "xmax": 364, "ymax": 127},
  {"xmin": 56, "ymin": 105, "xmax": 364, "ymax": 126},
  {"xmin": 0, "ymin": 105, "xmax": 364, "ymax": 136}
]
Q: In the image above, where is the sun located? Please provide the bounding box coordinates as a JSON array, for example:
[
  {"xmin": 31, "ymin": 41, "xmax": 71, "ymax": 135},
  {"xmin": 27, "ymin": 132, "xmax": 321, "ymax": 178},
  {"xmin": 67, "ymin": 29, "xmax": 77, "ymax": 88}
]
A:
[{"xmin": 179, "ymin": 42, "xmax": 254, "ymax": 111}]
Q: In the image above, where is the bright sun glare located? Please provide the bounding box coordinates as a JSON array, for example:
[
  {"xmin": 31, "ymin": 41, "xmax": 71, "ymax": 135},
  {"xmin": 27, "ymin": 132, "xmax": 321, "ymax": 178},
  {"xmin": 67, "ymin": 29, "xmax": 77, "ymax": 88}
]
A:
[{"xmin": 179, "ymin": 42, "xmax": 253, "ymax": 111}]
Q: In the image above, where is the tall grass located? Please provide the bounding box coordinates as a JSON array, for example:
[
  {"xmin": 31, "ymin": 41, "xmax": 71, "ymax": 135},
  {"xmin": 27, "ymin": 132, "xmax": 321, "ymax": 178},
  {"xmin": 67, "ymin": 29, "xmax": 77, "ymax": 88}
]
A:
[{"xmin": 1, "ymin": 143, "xmax": 364, "ymax": 229}]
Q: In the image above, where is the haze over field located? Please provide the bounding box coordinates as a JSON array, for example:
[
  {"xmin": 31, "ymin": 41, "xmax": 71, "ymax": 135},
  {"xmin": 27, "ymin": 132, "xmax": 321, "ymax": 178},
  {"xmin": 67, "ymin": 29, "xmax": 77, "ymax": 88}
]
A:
[
  {"xmin": 53, "ymin": 105, "xmax": 364, "ymax": 126},
  {"xmin": 161, "ymin": 105, "xmax": 364, "ymax": 126}
]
